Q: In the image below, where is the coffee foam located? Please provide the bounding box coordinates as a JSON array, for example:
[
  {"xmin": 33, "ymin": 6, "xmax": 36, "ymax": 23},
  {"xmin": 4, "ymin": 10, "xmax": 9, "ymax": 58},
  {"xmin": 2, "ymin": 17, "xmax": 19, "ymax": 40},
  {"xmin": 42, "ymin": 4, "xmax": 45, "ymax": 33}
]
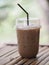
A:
[{"xmin": 17, "ymin": 25, "xmax": 41, "ymax": 30}]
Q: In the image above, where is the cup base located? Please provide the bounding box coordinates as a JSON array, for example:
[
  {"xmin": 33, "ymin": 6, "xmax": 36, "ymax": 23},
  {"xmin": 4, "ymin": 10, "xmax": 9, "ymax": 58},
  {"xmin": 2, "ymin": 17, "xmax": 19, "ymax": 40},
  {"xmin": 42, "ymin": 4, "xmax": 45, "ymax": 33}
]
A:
[{"xmin": 21, "ymin": 56, "xmax": 36, "ymax": 59}]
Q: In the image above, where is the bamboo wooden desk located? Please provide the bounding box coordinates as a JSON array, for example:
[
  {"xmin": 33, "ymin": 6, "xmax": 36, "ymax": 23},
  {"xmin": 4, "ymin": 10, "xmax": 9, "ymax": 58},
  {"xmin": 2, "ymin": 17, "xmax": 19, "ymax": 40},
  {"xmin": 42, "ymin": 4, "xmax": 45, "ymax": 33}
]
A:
[{"xmin": 0, "ymin": 44, "xmax": 49, "ymax": 65}]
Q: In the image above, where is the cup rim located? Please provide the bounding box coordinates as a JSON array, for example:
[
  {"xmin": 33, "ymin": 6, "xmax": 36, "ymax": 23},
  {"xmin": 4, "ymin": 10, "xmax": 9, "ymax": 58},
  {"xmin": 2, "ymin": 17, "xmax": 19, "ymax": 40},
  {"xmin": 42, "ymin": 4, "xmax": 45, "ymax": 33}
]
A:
[{"xmin": 17, "ymin": 17, "xmax": 40, "ymax": 21}]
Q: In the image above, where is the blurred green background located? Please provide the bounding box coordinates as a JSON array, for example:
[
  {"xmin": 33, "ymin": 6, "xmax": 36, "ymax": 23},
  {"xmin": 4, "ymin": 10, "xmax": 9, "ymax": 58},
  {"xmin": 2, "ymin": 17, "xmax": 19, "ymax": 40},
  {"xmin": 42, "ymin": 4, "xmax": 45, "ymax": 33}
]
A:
[{"xmin": 0, "ymin": 0, "xmax": 49, "ymax": 45}]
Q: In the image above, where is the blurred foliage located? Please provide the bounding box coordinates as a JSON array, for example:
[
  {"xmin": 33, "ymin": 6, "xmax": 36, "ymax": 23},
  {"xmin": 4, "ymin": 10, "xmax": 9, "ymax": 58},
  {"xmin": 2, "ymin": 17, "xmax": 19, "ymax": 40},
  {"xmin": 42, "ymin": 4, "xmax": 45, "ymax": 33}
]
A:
[{"xmin": 0, "ymin": 0, "xmax": 48, "ymax": 44}]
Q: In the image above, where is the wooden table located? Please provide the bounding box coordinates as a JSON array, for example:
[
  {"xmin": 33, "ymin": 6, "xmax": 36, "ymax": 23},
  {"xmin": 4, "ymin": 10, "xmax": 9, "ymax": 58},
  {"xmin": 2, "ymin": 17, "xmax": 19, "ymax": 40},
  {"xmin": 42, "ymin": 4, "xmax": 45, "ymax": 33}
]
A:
[{"xmin": 0, "ymin": 44, "xmax": 49, "ymax": 65}]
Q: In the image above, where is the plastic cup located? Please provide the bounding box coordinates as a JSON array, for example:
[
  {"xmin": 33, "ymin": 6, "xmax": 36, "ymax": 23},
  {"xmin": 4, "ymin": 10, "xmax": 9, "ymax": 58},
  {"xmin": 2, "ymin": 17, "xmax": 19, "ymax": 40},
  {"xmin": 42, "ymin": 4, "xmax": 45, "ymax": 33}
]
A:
[{"xmin": 16, "ymin": 18, "xmax": 41, "ymax": 58}]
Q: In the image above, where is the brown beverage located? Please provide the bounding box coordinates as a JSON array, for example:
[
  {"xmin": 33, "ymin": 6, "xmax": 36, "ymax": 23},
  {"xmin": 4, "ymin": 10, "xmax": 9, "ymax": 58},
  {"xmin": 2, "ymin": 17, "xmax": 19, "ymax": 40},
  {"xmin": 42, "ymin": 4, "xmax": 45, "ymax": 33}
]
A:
[{"xmin": 17, "ymin": 26, "xmax": 40, "ymax": 58}]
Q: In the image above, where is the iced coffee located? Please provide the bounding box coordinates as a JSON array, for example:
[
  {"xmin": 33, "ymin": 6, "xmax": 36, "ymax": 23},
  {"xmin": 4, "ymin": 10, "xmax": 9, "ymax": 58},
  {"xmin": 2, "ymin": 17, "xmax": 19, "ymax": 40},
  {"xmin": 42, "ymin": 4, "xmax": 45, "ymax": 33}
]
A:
[{"xmin": 16, "ymin": 19, "xmax": 40, "ymax": 58}]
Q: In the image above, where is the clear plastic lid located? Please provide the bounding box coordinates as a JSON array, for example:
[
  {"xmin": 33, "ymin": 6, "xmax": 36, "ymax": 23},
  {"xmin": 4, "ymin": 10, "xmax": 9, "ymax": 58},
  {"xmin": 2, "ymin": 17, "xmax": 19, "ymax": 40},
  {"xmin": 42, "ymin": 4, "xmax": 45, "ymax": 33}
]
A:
[{"xmin": 16, "ymin": 18, "xmax": 41, "ymax": 29}]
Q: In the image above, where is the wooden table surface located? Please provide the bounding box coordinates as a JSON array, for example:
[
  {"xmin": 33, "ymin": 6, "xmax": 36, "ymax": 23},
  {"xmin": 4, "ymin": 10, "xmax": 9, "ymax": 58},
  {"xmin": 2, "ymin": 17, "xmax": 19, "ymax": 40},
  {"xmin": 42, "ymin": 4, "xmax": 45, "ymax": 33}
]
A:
[{"xmin": 0, "ymin": 45, "xmax": 49, "ymax": 65}]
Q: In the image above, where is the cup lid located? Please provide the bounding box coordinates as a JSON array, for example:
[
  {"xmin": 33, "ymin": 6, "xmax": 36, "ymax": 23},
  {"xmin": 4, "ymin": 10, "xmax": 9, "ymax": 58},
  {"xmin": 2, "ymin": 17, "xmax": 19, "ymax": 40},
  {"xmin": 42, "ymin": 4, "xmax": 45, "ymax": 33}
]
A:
[{"xmin": 16, "ymin": 17, "xmax": 41, "ymax": 29}]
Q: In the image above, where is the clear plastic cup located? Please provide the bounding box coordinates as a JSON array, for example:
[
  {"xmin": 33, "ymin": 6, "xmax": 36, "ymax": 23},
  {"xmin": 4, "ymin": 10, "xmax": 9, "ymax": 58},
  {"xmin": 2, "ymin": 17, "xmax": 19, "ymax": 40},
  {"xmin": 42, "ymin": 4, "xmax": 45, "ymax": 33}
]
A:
[{"xmin": 16, "ymin": 18, "xmax": 41, "ymax": 58}]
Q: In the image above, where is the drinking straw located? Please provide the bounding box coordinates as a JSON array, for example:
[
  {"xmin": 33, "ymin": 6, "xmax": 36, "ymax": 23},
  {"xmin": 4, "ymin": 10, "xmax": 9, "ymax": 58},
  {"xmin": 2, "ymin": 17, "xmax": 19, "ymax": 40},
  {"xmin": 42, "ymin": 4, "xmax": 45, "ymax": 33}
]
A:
[{"xmin": 17, "ymin": 3, "xmax": 29, "ymax": 25}]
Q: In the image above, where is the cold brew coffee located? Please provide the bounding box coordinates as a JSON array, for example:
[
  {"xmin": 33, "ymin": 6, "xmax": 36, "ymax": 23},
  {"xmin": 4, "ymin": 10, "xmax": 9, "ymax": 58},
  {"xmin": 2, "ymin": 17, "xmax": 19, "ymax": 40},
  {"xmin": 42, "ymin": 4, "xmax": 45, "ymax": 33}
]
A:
[{"xmin": 17, "ymin": 26, "xmax": 40, "ymax": 58}]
